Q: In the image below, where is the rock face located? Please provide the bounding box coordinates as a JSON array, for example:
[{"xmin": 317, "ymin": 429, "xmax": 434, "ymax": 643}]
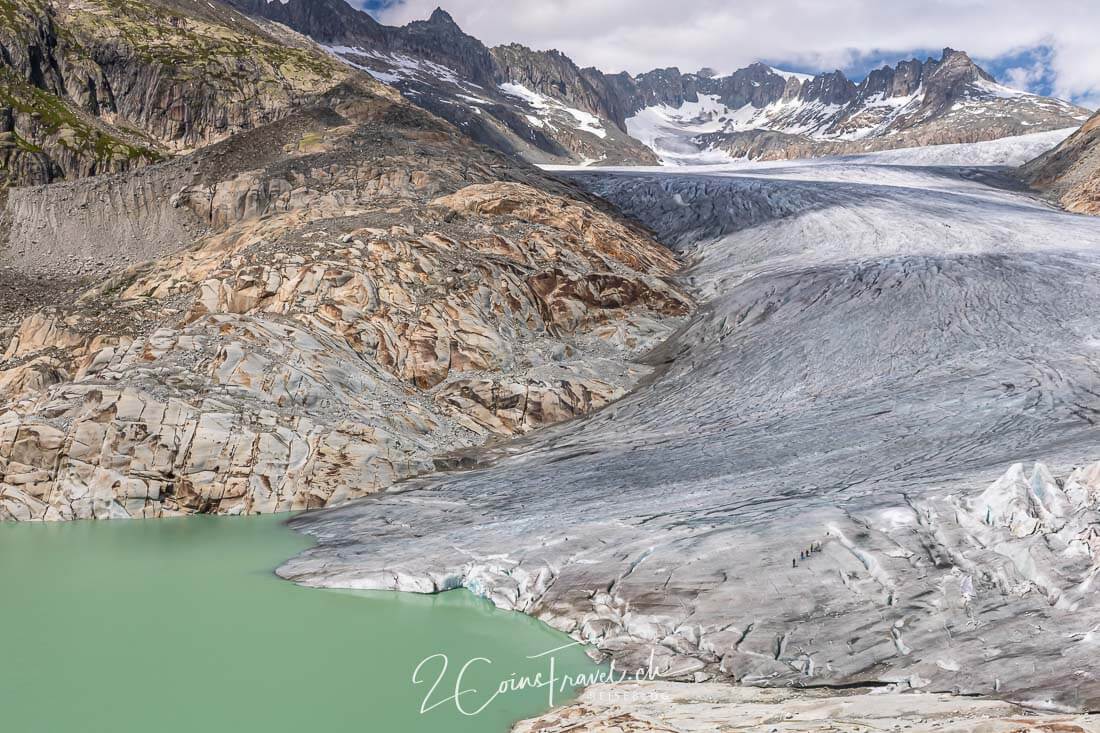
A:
[
  {"xmin": 1022, "ymin": 109, "xmax": 1100, "ymax": 215},
  {"xmin": 279, "ymin": 159, "xmax": 1100, "ymax": 711},
  {"xmin": 395, "ymin": 8, "xmax": 498, "ymax": 88},
  {"xmin": 0, "ymin": 3, "xmax": 691, "ymax": 521},
  {"xmin": 222, "ymin": 0, "xmax": 389, "ymax": 47},
  {"xmin": 0, "ymin": 0, "xmax": 352, "ymax": 187},
  {"xmin": 512, "ymin": 682, "xmax": 1100, "ymax": 732}
]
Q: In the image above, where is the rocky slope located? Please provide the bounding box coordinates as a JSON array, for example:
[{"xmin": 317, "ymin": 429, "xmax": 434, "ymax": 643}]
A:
[
  {"xmin": 0, "ymin": 0, "xmax": 355, "ymax": 187},
  {"xmin": 1022, "ymin": 108, "xmax": 1100, "ymax": 214},
  {"xmin": 0, "ymin": 1, "xmax": 691, "ymax": 521}
]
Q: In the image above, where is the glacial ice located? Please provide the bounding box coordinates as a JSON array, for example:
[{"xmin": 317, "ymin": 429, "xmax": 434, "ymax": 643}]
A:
[{"xmin": 281, "ymin": 156, "xmax": 1100, "ymax": 709}]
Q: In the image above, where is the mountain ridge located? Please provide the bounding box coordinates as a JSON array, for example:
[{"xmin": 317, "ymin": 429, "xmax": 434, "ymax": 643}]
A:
[
  {"xmin": 623, "ymin": 47, "xmax": 1090, "ymax": 162},
  {"xmin": 224, "ymin": 0, "xmax": 1091, "ymax": 166}
]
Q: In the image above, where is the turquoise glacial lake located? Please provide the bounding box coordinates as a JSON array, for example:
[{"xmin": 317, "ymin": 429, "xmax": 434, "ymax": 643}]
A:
[{"xmin": 0, "ymin": 514, "xmax": 601, "ymax": 732}]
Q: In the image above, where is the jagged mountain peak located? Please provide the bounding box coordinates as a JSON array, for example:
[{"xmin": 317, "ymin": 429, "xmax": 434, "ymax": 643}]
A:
[
  {"xmin": 931, "ymin": 46, "xmax": 996, "ymax": 82},
  {"xmin": 799, "ymin": 68, "xmax": 856, "ymax": 105},
  {"xmin": 938, "ymin": 46, "xmax": 986, "ymax": 68},
  {"xmin": 426, "ymin": 6, "xmax": 458, "ymax": 26},
  {"xmin": 742, "ymin": 61, "xmax": 779, "ymax": 75}
]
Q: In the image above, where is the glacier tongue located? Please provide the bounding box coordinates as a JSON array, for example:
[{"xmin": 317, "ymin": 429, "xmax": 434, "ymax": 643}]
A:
[{"xmin": 281, "ymin": 157, "xmax": 1100, "ymax": 709}]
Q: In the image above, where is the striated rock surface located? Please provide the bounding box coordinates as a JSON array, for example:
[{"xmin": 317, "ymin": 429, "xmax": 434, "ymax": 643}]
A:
[
  {"xmin": 0, "ymin": 127, "xmax": 688, "ymax": 520},
  {"xmin": 512, "ymin": 682, "xmax": 1100, "ymax": 732},
  {"xmin": 1022, "ymin": 109, "xmax": 1100, "ymax": 215}
]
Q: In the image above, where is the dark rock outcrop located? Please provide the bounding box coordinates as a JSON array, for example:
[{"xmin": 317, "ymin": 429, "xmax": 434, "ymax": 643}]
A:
[
  {"xmin": 0, "ymin": 0, "xmax": 354, "ymax": 187},
  {"xmin": 392, "ymin": 7, "xmax": 498, "ymax": 87},
  {"xmin": 709, "ymin": 63, "xmax": 794, "ymax": 109},
  {"xmin": 626, "ymin": 67, "xmax": 699, "ymax": 111},
  {"xmin": 799, "ymin": 69, "xmax": 857, "ymax": 106}
]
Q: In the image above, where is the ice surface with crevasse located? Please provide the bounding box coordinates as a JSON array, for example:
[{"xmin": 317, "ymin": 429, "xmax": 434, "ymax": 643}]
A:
[{"xmin": 283, "ymin": 140, "xmax": 1100, "ymax": 711}]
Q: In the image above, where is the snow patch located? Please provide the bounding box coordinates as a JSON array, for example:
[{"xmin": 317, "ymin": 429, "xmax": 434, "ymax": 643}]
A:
[
  {"xmin": 499, "ymin": 82, "xmax": 607, "ymax": 139},
  {"xmin": 768, "ymin": 66, "xmax": 814, "ymax": 83},
  {"xmin": 322, "ymin": 45, "xmax": 472, "ymax": 90}
]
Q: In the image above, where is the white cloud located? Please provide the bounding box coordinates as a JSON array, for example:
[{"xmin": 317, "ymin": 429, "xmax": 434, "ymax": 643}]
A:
[
  {"xmin": 371, "ymin": 0, "xmax": 1099, "ymax": 107},
  {"xmin": 1003, "ymin": 66, "xmax": 1042, "ymax": 91}
]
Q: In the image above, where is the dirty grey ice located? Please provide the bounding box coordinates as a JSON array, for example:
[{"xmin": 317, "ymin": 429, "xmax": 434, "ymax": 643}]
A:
[{"xmin": 280, "ymin": 145, "xmax": 1100, "ymax": 711}]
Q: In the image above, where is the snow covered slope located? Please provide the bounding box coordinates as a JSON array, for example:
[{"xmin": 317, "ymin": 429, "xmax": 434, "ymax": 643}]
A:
[
  {"xmin": 498, "ymin": 82, "xmax": 608, "ymax": 139},
  {"xmin": 283, "ymin": 144, "xmax": 1100, "ymax": 711}
]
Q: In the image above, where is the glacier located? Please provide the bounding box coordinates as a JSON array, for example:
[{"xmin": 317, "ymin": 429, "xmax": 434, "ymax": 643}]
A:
[{"xmin": 280, "ymin": 151, "xmax": 1100, "ymax": 710}]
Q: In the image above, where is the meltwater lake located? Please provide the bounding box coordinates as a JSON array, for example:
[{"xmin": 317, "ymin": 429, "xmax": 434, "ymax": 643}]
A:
[{"xmin": 0, "ymin": 514, "xmax": 599, "ymax": 733}]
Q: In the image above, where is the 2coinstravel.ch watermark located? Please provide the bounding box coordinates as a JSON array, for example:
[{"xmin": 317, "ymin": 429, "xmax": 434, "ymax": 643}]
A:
[{"xmin": 412, "ymin": 641, "xmax": 686, "ymax": 716}]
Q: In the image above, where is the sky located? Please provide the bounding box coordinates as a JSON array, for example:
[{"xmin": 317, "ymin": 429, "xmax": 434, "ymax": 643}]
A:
[{"xmin": 358, "ymin": 0, "xmax": 1100, "ymax": 108}]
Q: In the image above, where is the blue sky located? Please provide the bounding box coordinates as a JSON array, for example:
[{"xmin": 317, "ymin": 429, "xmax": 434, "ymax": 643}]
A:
[{"xmin": 355, "ymin": 2, "xmax": 1098, "ymax": 108}]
